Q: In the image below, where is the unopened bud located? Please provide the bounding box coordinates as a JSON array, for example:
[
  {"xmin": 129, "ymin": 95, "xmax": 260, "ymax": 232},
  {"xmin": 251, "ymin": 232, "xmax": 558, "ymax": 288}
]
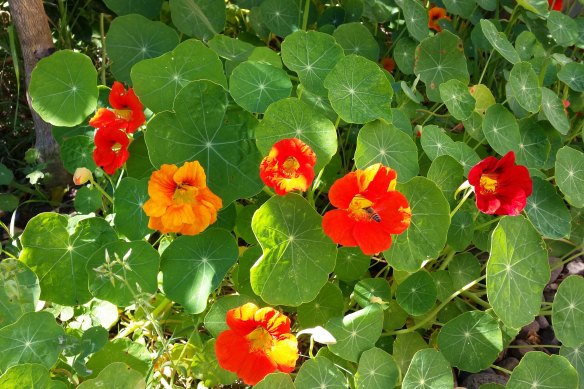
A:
[{"xmin": 73, "ymin": 167, "xmax": 92, "ymax": 185}]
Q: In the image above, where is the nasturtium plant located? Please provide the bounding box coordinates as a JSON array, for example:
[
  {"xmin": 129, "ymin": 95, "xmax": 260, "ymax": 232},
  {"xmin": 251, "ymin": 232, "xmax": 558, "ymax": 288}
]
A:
[{"xmin": 11, "ymin": 0, "xmax": 584, "ymax": 386}]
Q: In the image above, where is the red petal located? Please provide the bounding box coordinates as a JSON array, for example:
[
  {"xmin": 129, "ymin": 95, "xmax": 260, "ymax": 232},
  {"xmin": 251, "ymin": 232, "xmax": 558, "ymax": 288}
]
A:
[
  {"xmin": 353, "ymin": 220, "xmax": 393, "ymax": 255},
  {"xmin": 255, "ymin": 307, "xmax": 291, "ymax": 337},
  {"xmin": 362, "ymin": 165, "xmax": 397, "ymax": 202},
  {"xmin": 376, "ymin": 191, "xmax": 411, "ymax": 235},
  {"xmin": 215, "ymin": 330, "xmax": 252, "ymax": 376},
  {"xmin": 235, "ymin": 351, "xmax": 277, "ymax": 385},
  {"xmin": 226, "ymin": 303, "xmax": 261, "ymax": 335},
  {"xmin": 322, "ymin": 209, "xmax": 358, "ymax": 247},
  {"xmin": 328, "ymin": 172, "xmax": 360, "ymax": 209}
]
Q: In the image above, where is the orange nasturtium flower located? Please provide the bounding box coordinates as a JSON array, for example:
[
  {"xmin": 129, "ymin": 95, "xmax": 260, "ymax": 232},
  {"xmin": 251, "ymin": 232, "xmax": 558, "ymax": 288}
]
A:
[
  {"xmin": 380, "ymin": 57, "xmax": 396, "ymax": 73},
  {"xmin": 468, "ymin": 151, "xmax": 532, "ymax": 216},
  {"xmin": 322, "ymin": 163, "xmax": 411, "ymax": 256},
  {"xmin": 142, "ymin": 161, "xmax": 222, "ymax": 235},
  {"xmin": 89, "ymin": 81, "xmax": 145, "ymax": 134},
  {"xmin": 428, "ymin": 7, "xmax": 450, "ymax": 32},
  {"xmin": 215, "ymin": 303, "xmax": 298, "ymax": 385},
  {"xmin": 259, "ymin": 138, "xmax": 317, "ymax": 195}
]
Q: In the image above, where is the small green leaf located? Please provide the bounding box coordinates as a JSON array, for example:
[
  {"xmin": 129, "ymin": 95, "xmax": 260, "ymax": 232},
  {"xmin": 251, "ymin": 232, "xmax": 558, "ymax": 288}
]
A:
[
  {"xmin": 448, "ymin": 253, "xmax": 480, "ymax": 291},
  {"xmin": 352, "ymin": 278, "xmax": 392, "ymax": 308},
  {"xmin": 447, "ymin": 211, "xmax": 474, "ymax": 252},
  {"xmin": 560, "ymin": 345, "xmax": 584, "ymax": 389},
  {"xmin": 74, "ymin": 186, "xmax": 102, "ymax": 214},
  {"xmin": 333, "ymin": 22, "xmax": 379, "ymax": 61},
  {"xmin": 548, "ymin": 11, "xmax": 578, "ymax": 47},
  {"xmin": 396, "ymin": 270, "xmax": 437, "ymax": 316},
  {"xmin": 355, "ymin": 348, "xmax": 399, "ymax": 389},
  {"xmin": 169, "ymin": 0, "xmax": 225, "ymax": 40},
  {"xmin": 298, "ymin": 282, "xmax": 344, "ymax": 327},
  {"xmin": 402, "ymin": 348, "xmax": 454, "ymax": 389},
  {"xmin": 161, "ymin": 229, "xmax": 238, "ymax": 314},
  {"xmin": 260, "ymin": 0, "xmax": 305, "ymax": 38},
  {"xmin": 295, "ymin": 356, "xmax": 347, "ymax": 389},
  {"xmin": 483, "ymin": 104, "xmax": 521, "ymax": 156},
  {"xmin": 333, "ymin": 247, "xmax": 370, "ymax": 282},
  {"xmin": 393, "ymin": 332, "xmax": 429, "ymax": 376},
  {"xmin": 394, "ymin": 0, "xmax": 428, "ymax": 42},
  {"xmin": 480, "ymin": 19, "xmax": 521, "ymax": 64},
  {"xmin": 29, "ymin": 51, "xmax": 97, "ymax": 127},
  {"xmin": 552, "ymin": 275, "xmax": 584, "ymax": 347},
  {"xmin": 394, "ymin": 38, "xmax": 417, "ymax": 74},
  {"xmin": 86, "ymin": 338, "xmax": 151, "ymax": 378},
  {"xmin": 255, "ymin": 372, "xmax": 294, "ymax": 389},
  {"xmin": 60, "ymin": 135, "xmax": 96, "ymax": 174},
  {"xmin": 203, "ymin": 295, "xmax": 257, "ymax": 338},
  {"xmin": 516, "ymin": 117, "xmax": 550, "ymax": 169},
  {"xmin": 0, "ymin": 163, "xmax": 13, "ymax": 185},
  {"xmin": 443, "ymin": 0, "xmax": 475, "ymax": 17},
  {"xmin": 509, "ymin": 61, "xmax": 541, "ymax": 113},
  {"xmin": 113, "ymin": 178, "xmax": 152, "ymax": 241},
  {"xmin": 507, "ymin": 352, "xmax": 578, "ymax": 389},
  {"xmin": 427, "ymin": 155, "xmax": 464, "ymax": 207},
  {"xmin": 439, "ymin": 79, "xmax": 476, "ymax": 120},
  {"xmin": 77, "ymin": 362, "xmax": 146, "ymax": 389},
  {"xmin": 541, "ymin": 87, "xmax": 570, "ymax": 135},
  {"xmin": 556, "ymin": 146, "xmax": 584, "ymax": 208},
  {"xmin": 525, "ymin": 177, "xmax": 571, "ymax": 239},
  {"xmin": 0, "ymin": 259, "xmax": 39, "ymax": 328},
  {"xmin": 558, "ymin": 62, "xmax": 584, "ymax": 92}
]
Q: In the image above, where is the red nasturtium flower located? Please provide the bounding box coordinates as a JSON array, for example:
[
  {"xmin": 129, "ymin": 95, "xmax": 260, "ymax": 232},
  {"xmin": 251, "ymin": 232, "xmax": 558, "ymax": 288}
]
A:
[
  {"xmin": 548, "ymin": 0, "xmax": 562, "ymax": 10},
  {"xmin": 215, "ymin": 303, "xmax": 298, "ymax": 385},
  {"xmin": 142, "ymin": 161, "xmax": 222, "ymax": 235},
  {"xmin": 259, "ymin": 138, "xmax": 317, "ymax": 195},
  {"xmin": 428, "ymin": 7, "xmax": 450, "ymax": 32},
  {"xmin": 89, "ymin": 81, "xmax": 145, "ymax": 133},
  {"xmin": 380, "ymin": 57, "xmax": 396, "ymax": 73},
  {"xmin": 93, "ymin": 127, "xmax": 130, "ymax": 175},
  {"xmin": 322, "ymin": 163, "xmax": 411, "ymax": 255},
  {"xmin": 468, "ymin": 151, "xmax": 532, "ymax": 216}
]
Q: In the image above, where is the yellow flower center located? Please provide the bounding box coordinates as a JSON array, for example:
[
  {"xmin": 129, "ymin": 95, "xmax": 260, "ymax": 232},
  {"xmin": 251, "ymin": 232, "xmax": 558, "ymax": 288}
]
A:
[
  {"xmin": 247, "ymin": 326, "xmax": 273, "ymax": 353},
  {"xmin": 480, "ymin": 174, "xmax": 498, "ymax": 194},
  {"xmin": 114, "ymin": 108, "xmax": 132, "ymax": 121},
  {"xmin": 111, "ymin": 142, "xmax": 122, "ymax": 153},
  {"xmin": 173, "ymin": 183, "xmax": 199, "ymax": 204},
  {"xmin": 348, "ymin": 195, "xmax": 375, "ymax": 221},
  {"xmin": 281, "ymin": 156, "xmax": 300, "ymax": 177}
]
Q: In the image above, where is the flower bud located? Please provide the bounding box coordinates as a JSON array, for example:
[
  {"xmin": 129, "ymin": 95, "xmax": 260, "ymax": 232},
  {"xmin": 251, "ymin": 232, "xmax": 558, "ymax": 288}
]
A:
[{"xmin": 73, "ymin": 167, "xmax": 92, "ymax": 185}]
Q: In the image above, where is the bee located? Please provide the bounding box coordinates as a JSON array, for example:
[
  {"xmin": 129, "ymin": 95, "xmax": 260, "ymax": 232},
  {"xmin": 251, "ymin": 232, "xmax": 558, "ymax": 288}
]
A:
[{"xmin": 365, "ymin": 207, "xmax": 382, "ymax": 222}]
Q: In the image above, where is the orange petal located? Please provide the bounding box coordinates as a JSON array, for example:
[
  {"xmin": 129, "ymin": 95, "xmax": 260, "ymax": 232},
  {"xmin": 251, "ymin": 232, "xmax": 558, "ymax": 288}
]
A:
[
  {"xmin": 328, "ymin": 172, "xmax": 360, "ymax": 209},
  {"xmin": 215, "ymin": 330, "xmax": 252, "ymax": 375},
  {"xmin": 255, "ymin": 307, "xmax": 291, "ymax": 336},
  {"xmin": 353, "ymin": 220, "xmax": 393, "ymax": 255},
  {"xmin": 174, "ymin": 161, "xmax": 206, "ymax": 188},
  {"xmin": 271, "ymin": 334, "xmax": 298, "ymax": 372},
  {"xmin": 322, "ymin": 209, "xmax": 358, "ymax": 247},
  {"xmin": 226, "ymin": 303, "xmax": 261, "ymax": 335},
  {"xmin": 236, "ymin": 350, "xmax": 277, "ymax": 385}
]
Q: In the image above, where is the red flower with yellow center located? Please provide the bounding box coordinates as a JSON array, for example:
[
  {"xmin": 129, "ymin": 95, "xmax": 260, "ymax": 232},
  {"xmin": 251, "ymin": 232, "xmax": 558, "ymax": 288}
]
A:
[
  {"xmin": 380, "ymin": 57, "xmax": 396, "ymax": 73},
  {"xmin": 93, "ymin": 127, "xmax": 130, "ymax": 175},
  {"xmin": 259, "ymin": 138, "xmax": 317, "ymax": 195},
  {"xmin": 468, "ymin": 151, "xmax": 532, "ymax": 216},
  {"xmin": 428, "ymin": 7, "xmax": 450, "ymax": 32},
  {"xmin": 89, "ymin": 81, "xmax": 145, "ymax": 133},
  {"xmin": 215, "ymin": 303, "xmax": 298, "ymax": 386},
  {"xmin": 322, "ymin": 163, "xmax": 411, "ymax": 255},
  {"xmin": 142, "ymin": 161, "xmax": 222, "ymax": 235}
]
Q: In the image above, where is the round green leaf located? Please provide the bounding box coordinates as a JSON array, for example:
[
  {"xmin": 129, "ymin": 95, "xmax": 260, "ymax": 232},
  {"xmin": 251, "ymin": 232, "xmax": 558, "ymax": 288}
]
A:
[
  {"xmin": 402, "ymin": 348, "xmax": 454, "ymax": 389},
  {"xmin": 395, "ymin": 0, "xmax": 428, "ymax": 42},
  {"xmin": 324, "ymin": 54, "xmax": 393, "ymax": 124},
  {"xmin": 448, "ymin": 253, "xmax": 480, "ymax": 291},
  {"xmin": 463, "ymin": 111, "xmax": 484, "ymax": 142},
  {"xmin": 78, "ymin": 362, "xmax": 145, "ymax": 389},
  {"xmin": 427, "ymin": 155, "xmax": 464, "ymax": 207},
  {"xmin": 60, "ymin": 135, "xmax": 96, "ymax": 174},
  {"xmin": 29, "ymin": 50, "xmax": 97, "ymax": 127},
  {"xmin": 298, "ymin": 282, "xmax": 344, "ymax": 327},
  {"xmin": 541, "ymin": 87, "xmax": 570, "ymax": 135},
  {"xmin": 74, "ymin": 186, "xmax": 102, "ymax": 214},
  {"xmin": 386, "ymin": 177, "xmax": 450, "ymax": 271},
  {"xmin": 487, "ymin": 216, "xmax": 550, "ymax": 329},
  {"xmin": 394, "ymin": 38, "xmax": 417, "ymax": 74},
  {"xmin": 333, "ymin": 246, "xmax": 370, "ymax": 282},
  {"xmin": 355, "ymin": 347, "xmax": 399, "ymax": 389},
  {"xmin": 131, "ymin": 39, "xmax": 227, "ymax": 113},
  {"xmin": 0, "ymin": 363, "xmax": 63, "ymax": 389},
  {"xmin": 432, "ymin": 270, "xmax": 455, "ymax": 302},
  {"xmin": 480, "ymin": 19, "xmax": 521, "ymax": 64},
  {"xmin": 558, "ymin": 62, "xmax": 584, "ymax": 92},
  {"xmin": 145, "ymin": 80, "xmax": 263, "ymax": 204},
  {"xmin": 414, "ymin": 31, "xmax": 470, "ymax": 102},
  {"xmin": 516, "ymin": 117, "xmax": 551, "ymax": 169},
  {"xmin": 260, "ymin": 0, "xmax": 313, "ymax": 38},
  {"xmin": 126, "ymin": 135, "xmax": 154, "ymax": 180},
  {"xmin": 439, "ymin": 79, "xmax": 476, "ymax": 121},
  {"xmin": 333, "ymin": 22, "xmax": 379, "ymax": 61},
  {"xmin": 295, "ymin": 356, "xmax": 347, "ymax": 389},
  {"xmin": 250, "ymin": 194, "xmax": 337, "ymax": 306},
  {"xmin": 0, "ymin": 259, "xmax": 39, "ymax": 328},
  {"xmin": 232, "ymin": 245, "xmax": 261, "ymax": 297},
  {"xmin": 483, "ymin": 104, "xmax": 521, "ymax": 156},
  {"xmin": 515, "ymin": 31, "xmax": 544, "ymax": 61},
  {"xmin": 556, "ymin": 146, "xmax": 584, "ymax": 208},
  {"xmin": 525, "ymin": 176, "xmax": 571, "ymax": 239},
  {"xmin": 393, "ymin": 332, "xmax": 429, "ymax": 376},
  {"xmin": 355, "ymin": 119, "xmax": 419, "ymax": 182},
  {"xmin": 437, "ymin": 311, "xmax": 502, "ymax": 372},
  {"xmin": 552, "ymin": 275, "xmax": 584, "ymax": 347},
  {"xmin": 509, "ymin": 61, "xmax": 541, "ymax": 113},
  {"xmin": 443, "ymin": 0, "xmax": 475, "ymax": 17},
  {"xmin": 548, "ymin": 11, "xmax": 578, "ymax": 47},
  {"xmin": 326, "ymin": 305, "xmax": 384, "ymax": 362},
  {"xmin": 255, "ymin": 97, "xmax": 337, "ymax": 172},
  {"xmin": 203, "ymin": 295, "xmax": 257, "ymax": 338},
  {"xmin": 106, "ymin": 14, "xmax": 179, "ymax": 83},
  {"xmin": 396, "ymin": 270, "xmax": 437, "ymax": 316},
  {"xmin": 20, "ymin": 213, "xmax": 117, "ymax": 306},
  {"xmin": 255, "ymin": 372, "xmax": 294, "ymax": 389},
  {"xmin": 169, "ymin": 0, "xmax": 225, "ymax": 40},
  {"xmin": 420, "ymin": 125, "xmax": 457, "ymax": 161},
  {"xmin": 161, "ymin": 229, "xmax": 238, "ymax": 314},
  {"xmin": 87, "ymin": 240, "xmax": 160, "ymax": 307},
  {"xmin": 560, "ymin": 345, "xmax": 584, "ymax": 389},
  {"xmin": 86, "ymin": 338, "xmax": 151, "ymax": 378},
  {"xmin": 0, "ymin": 163, "xmax": 13, "ymax": 185},
  {"xmin": 103, "ymin": 0, "xmax": 163, "ymax": 18},
  {"xmin": 281, "ymin": 30, "xmax": 345, "ymax": 95},
  {"xmin": 352, "ymin": 278, "xmax": 392, "ymax": 308},
  {"xmin": 508, "ymin": 352, "xmax": 578, "ymax": 389},
  {"xmin": 229, "ymin": 61, "xmax": 292, "ymax": 113},
  {"xmin": 207, "ymin": 34, "xmax": 255, "ymax": 62},
  {"xmin": 0, "ymin": 311, "xmax": 65, "ymax": 371},
  {"xmin": 113, "ymin": 177, "xmax": 152, "ymax": 241}
]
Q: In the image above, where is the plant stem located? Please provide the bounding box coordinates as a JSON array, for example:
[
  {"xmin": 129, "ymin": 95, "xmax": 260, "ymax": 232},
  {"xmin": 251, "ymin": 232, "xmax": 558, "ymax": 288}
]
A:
[
  {"xmin": 474, "ymin": 216, "xmax": 501, "ymax": 231},
  {"xmin": 490, "ymin": 364, "xmax": 512, "ymax": 375},
  {"xmin": 450, "ymin": 188, "xmax": 473, "ymax": 218},
  {"xmin": 100, "ymin": 13, "xmax": 107, "ymax": 85},
  {"xmin": 477, "ymin": 50, "xmax": 494, "ymax": 85},
  {"xmin": 438, "ymin": 248, "xmax": 455, "ymax": 270},
  {"xmin": 506, "ymin": 344, "xmax": 561, "ymax": 349},
  {"xmin": 302, "ymin": 0, "xmax": 311, "ymax": 31},
  {"xmin": 461, "ymin": 290, "xmax": 491, "ymax": 308},
  {"xmin": 90, "ymin": 177, "xmax": 114, "ymax": 204}
]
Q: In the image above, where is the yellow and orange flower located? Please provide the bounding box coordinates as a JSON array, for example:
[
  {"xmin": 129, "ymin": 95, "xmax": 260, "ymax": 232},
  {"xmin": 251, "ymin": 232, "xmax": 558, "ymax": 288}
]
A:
[
  {"xmin": 428, "ymin": 7, "xmax": 450, "ymax": 32},
  {"xmin": 322, "ymin": 163, "xmax": 411, "ymax": 255},
  {"xmin": 259, "ymin": 138, "xmax": 317, "ymax": 195},
  {"xmin": 89, "ymin": 81, "xmax": 145, "ymax": 134},
  {"xmin": 215, "ymin": 303, "xmax": 298, "ymax": 385},
  {"xmin": 142, "ymin": 161, "xmax": 222, "ymax": 235}
]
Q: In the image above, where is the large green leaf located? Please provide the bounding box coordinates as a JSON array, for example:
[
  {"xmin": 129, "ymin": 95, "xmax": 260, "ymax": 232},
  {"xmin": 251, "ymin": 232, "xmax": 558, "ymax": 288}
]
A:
[
  {"xmin": 552, "ymin": 275, "xmax": 584, "ymax": 347},
  {"xmin": 332, "ymin": 22, "xmax": 379, "ymax": 61},
  {"xmin": 77, "ymin": 362, "xmax": 146, "ymax": 389},
  {"xmin": 437, "ymin": 311, "xmax": 503, "ymax": 372},
  {"xmin": 29, "ymin": 51, "xmax": 97, "ymax": 127},
  {"xmin": 326, "ymin": 305, "xmax": 384, "ymax": 362},
  {"xmin": 0, "ymin": 311, "xmax": 65, "ymax": 372},
  {"xmin": 480, "ymin": 19, "xmax": 521, "ymax": 64},
  {"xmin": 20, "ymin": 213, "xmax": 117, "ymax": 306},
  {"xmin": 60, "ymin": 135, "xmax": 96, "ymax": 174},
  {"xmin": 281, "ymin": 30, "xmax": 345, "ymax": 95},
  {"xmin": 508, "ymin": 61, "xmax": 541, "ymax": 113},
  {"xmin": 169, "ymin": 0, "xmax": 225, "ymax": 40},
  {"xmin": 414, "ymin": 31, "xmax": 470, "ymax": 102},
  {"xmin": 560, "ymin": 345, "xmax": 584, "ymax": 389},
  {"xmin": 0, "ymin": 259, "xmax": 39, "ymax": 328},
  {"xmin": 558, "ymin": 62, "xmax": 584, "ymax": 92},
  {"xmin": 161, "ymin": 229, "xmax": 238, "ymax": 314},
  {"xmin": 0, "ymin": 363, "xmax": 65, "ymax": 388},
  {"xmin": 555, "ymin": 146, "xmax": 584, "ymax": 208},
  {"xmin": 394, "ymin": 38, "xmax": 417, "ymax": 74},
  {"xmin": 324, "ymin": 54, "xmax": 393, "ymax": 124},
  {"xmin": 113, "ymin": 177, "xmax": 152, "ymax": 241},
  {"xmin": 87, "ymin": 240, "xmax": 160, "ymax": 307},
  {"xmin": 131, "ymin": 39, "xmax": 227, "ymax": 113},
  {"xmin": 386, "ymin": 177, "xmax": 450, "ymax": 271},
  {"xmin": 106, "ymin": 14, "xmax": 179, "ymax": 83},
  {"xmin": 355, "ymin": 120, "xmax": 419, "ymax": 182},
  {"xmin": 145, "ymin": 80, "xmax": 263, "ymax": 204},
  {"xmin": 516, "ymin": 117, "xmax": 550, "ymax": 169},
  {"xmin": 402, "ymin": 349, "xmax": 454, "ymax": 389},
  {"xmin": 487, "ymin": 216, "xmax": 550, "ymax": 329},
  {"xmin": 541, "ymin": 87, "xmax": 570, "ymax": 135},
  {"xmin": 294, "ymin": 356, "xmax": 347, "ymax": 389},
  {"xmin": 86, "ymin": 338, "xmax": 151, "ymax": 378},
  {"xmin": 507, "ymin": 352, "xmax": 578, "ymax": 389},
  {"xmin": 255, "ymin": 98, "xmax": 337, "ymax": 172},
  {"xmin": 483, "ymin": 104, "xmax": 521, "ymax": 156},
  {"xmin": 355, "ymin": 348, "xmax": 399, "ymax": 389},
  {"xmin": 548, "ymin": 11, "xmax": 578, "ymax": 47},
  {"xmin": 525, "ymin": 177, "xmax": 570, "ymax": 239},
  {"xmin": 395, "ymin": 0, "xmax": 428, "ymax": 42},
  {"xmin": 250, "ymin": 194, "xmax": 337, "ymax": 306},
  {"xmin": 103, "ymin": 0, "xmax": 163, "ymax": 18}
]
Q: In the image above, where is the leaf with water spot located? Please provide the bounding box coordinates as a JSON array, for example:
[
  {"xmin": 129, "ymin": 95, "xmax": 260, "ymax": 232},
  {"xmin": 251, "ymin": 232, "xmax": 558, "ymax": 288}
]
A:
[{"xmin": 548, "ymin": 11, "xmax": 578, "ymax": 47}]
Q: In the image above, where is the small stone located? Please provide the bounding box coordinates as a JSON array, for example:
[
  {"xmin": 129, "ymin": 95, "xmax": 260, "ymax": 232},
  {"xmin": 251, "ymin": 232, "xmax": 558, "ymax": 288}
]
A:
[
  {"xmin": 499, "ymin": 357, "xmax": 520, "ymax": 371},
  {"xmin": 537, "ymin": 316, "xmax": 550, "ymax": 329},
  {"xmin": 567, "ymin": 259, "xmax": 584, "ymax": 275},
  {"xmin": 548, "ymin": 257, "xmax": 563, "ymax": 284}
]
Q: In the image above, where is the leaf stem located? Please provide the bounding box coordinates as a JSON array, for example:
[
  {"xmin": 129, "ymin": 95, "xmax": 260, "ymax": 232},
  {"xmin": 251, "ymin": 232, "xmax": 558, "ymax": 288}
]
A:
[
  {"xmin": 100, "ymin": 13, "xmax": 107, "ymax": 85},
  {"xmin": 460, "ymin": 290, "xmax": 491, "ymax": 308},
  {"xmin": 474, "ymin": 216, "xmax": 501, "ymax": 231},
  {"xmin": 490, "ymin": 364, "xmax": 512, "ymax": 375},
  {"xmin": 90, "ymin": 177, "xmax": 114, "ymax": 204},
  {"xmin": 302, "ymin": 0, "xmax": 311, "ymax": 31},
  {"xmin": 450, "ymin": 188, "xmax": 473, "ymax": 218}
]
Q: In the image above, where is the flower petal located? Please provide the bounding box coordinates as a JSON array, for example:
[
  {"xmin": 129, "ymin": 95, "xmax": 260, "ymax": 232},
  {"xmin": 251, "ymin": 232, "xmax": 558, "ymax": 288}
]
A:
[
  {"xmin": 353, "ymin": 220, "xmax": 393, "ymax": 255},
  {"xmin": 328, "ymin": 172, "xmax": 360, "ymax": 209},
  {"xmin": 271, "ymin": 334, "xmax": 298, "ymax": 373}
]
